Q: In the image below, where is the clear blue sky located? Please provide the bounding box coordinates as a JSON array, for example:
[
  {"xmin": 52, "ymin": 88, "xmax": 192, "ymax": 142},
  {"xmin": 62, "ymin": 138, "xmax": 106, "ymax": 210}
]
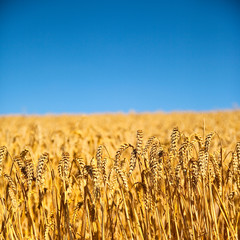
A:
[{"xmin": 1, "ymin": 0, "xmax": 239, "ymax": 114}]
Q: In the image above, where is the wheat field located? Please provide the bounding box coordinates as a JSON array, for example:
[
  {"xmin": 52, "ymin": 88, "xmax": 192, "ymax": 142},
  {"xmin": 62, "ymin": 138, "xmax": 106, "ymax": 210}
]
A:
[{"xmin": 0, "ymin": 111, "xmax": 240, "ymax": 240}]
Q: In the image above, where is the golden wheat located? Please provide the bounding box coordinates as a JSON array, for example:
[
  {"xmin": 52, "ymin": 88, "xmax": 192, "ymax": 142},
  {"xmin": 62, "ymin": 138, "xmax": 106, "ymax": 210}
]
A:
[{"xmin": 0, "ymin": 112, "xmax": 239, "ymax": 239}]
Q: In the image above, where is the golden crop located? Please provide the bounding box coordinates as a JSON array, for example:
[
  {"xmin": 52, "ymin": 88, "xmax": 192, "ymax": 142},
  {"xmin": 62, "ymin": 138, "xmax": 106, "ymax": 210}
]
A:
[{"xmin": 0, "ymin": 111, "xmax": 240, "ymax": 239}]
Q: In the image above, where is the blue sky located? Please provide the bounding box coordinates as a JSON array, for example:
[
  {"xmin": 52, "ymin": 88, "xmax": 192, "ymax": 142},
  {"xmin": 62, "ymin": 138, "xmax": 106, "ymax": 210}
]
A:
[{"xmin": 0, "ymin": 0, "xmax": 239, "ymax": 114}]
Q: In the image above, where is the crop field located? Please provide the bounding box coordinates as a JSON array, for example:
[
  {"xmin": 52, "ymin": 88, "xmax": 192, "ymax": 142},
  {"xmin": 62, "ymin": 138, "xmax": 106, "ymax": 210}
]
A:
[{"xmin": 0, "ymin": 111, "xmax": 240, "ymax": 240}]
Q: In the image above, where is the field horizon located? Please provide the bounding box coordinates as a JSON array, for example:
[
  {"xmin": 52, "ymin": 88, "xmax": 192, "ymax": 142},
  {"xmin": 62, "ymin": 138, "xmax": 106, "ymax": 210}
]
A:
[{"xmin": 1, "ymin": 109, "xmax": 239, "ymax": 116}]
